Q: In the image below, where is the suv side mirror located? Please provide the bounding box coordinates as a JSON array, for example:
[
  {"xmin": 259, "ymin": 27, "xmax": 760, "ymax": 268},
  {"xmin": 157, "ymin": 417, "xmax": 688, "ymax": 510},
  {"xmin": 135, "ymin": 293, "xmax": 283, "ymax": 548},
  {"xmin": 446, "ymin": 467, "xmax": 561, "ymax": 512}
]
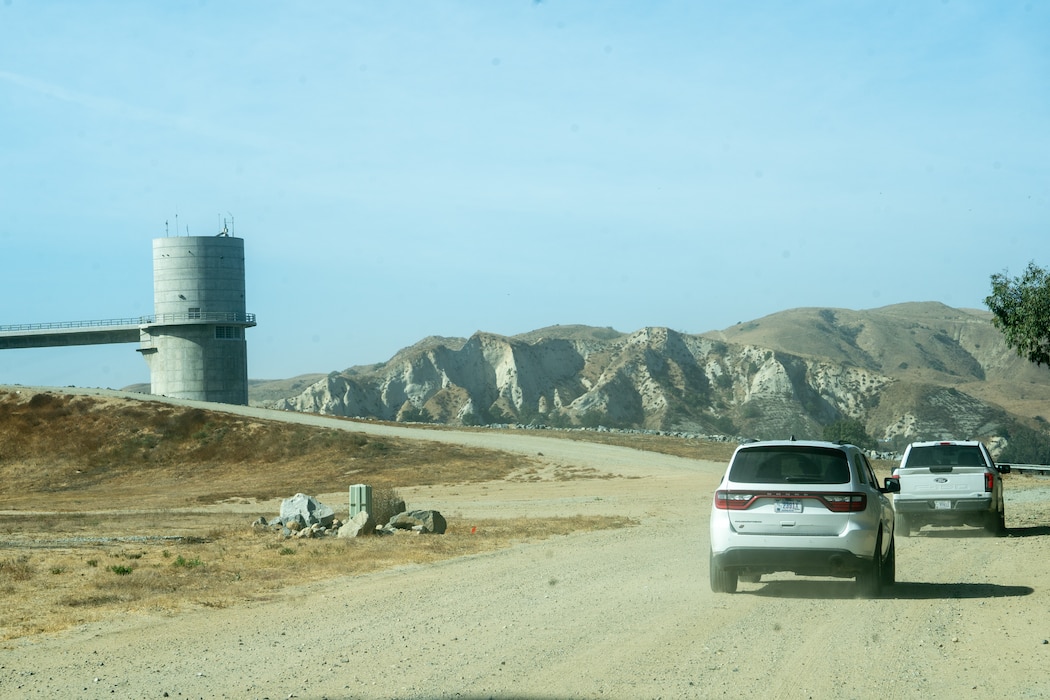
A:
[
  {"xmin": 883, "ymin": 477, "xmax": 901, "ymax": 493},
  {"xmin": 998, "ymin": 464, "xmax": 1011, "ymax": 474}
]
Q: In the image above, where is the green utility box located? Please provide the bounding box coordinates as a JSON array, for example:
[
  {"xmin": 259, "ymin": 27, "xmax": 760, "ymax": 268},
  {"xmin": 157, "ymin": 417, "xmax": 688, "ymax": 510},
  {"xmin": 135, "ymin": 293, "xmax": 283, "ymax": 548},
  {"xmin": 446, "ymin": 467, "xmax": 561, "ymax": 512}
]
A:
[{"xmin": 349, "ymin": 484, "xmax": 373, "ymax": 517}]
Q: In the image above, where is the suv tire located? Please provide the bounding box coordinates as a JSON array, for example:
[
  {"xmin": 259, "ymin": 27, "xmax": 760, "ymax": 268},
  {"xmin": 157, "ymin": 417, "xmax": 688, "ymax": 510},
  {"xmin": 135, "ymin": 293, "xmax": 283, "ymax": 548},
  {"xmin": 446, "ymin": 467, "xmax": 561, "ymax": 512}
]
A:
[
  {"xmin": 880, "ymin": 537, "xmax": 896, "ymax": 587},
  {"xmin": 709, "ymin": 551, "xmax": 738, "ymax": 593},
  {"xmin": 856, "ymin": 533, "xmax": 883, "ymax": 598}
]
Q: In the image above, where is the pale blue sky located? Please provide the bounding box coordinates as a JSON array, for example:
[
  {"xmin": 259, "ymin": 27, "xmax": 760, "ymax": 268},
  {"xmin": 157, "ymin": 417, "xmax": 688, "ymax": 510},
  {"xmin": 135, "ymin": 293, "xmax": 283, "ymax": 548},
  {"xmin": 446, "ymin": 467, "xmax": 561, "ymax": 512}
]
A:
[{"xmin": 1, "ymin": 1, "xmax": 1046, "ymax": 390}]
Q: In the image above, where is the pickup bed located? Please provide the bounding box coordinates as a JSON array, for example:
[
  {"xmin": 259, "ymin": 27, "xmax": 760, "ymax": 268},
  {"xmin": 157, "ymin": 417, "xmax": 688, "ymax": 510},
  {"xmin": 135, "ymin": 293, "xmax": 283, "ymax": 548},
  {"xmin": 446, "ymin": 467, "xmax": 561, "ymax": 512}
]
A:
[{"xmin": 890, "ymin": 440, "xmax": 1009, "ymax": 536}]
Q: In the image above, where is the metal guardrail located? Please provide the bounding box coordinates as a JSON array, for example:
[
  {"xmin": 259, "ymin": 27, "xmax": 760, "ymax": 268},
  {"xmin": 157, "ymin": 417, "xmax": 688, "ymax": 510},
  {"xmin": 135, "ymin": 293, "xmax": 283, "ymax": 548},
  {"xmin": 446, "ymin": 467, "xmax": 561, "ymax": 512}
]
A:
[
  {"xmin": 0, "ymin": 312, "xmax": 256, "ymax": 333},
  {"xmin": 1000, "ymin": 463, "xmax": 1050, "ymax": 476}
]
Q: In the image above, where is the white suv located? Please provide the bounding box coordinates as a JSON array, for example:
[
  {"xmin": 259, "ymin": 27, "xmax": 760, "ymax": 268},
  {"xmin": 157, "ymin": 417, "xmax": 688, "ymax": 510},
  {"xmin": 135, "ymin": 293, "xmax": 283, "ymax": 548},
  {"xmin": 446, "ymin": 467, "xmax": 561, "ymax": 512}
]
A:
[{"xmin": 709, "ymin": 439, "xmax": 900, "ymax": 597}]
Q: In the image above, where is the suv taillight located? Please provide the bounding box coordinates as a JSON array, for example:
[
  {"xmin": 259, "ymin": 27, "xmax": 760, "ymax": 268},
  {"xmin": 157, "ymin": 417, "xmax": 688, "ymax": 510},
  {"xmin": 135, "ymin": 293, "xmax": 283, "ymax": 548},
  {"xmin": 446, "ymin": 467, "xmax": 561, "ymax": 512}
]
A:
[
  {"xmin": 715, "ymin": 490, "xmax": 753, "ymax": 510},
  {"xmin": 714, "ymin": 491, "xmax": 867, "ymax": 512},
  {"xmin": 985, "ymin": 472, "xmax": 994, "ymax": 492},
  {"xmin": 821, "ymin": 494, "xmax": 867, "ymax": 512}
]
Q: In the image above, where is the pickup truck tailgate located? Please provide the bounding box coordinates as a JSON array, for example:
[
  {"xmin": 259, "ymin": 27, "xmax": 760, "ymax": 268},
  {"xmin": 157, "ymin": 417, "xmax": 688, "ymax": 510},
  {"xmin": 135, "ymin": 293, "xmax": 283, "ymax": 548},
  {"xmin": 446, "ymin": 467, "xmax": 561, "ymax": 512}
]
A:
[{"xmin": 895, "ymin": 466, "xmax": 989, "ymax": 500}]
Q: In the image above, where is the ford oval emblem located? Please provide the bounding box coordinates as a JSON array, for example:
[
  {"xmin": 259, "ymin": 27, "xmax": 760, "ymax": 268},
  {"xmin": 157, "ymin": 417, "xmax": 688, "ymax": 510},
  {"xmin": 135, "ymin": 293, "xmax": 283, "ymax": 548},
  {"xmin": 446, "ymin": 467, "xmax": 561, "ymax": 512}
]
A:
[{"xmin": 934, "ymin": 477, "xmax": 948, "ymax": 483}]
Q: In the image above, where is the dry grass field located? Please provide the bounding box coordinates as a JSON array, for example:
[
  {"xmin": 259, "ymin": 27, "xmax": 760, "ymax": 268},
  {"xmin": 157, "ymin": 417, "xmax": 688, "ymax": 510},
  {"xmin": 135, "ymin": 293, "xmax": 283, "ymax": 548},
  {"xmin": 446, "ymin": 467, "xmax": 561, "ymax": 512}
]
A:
[{"xmin": 0, "ymin": 389, "xmax": 636, "ymax": 641}]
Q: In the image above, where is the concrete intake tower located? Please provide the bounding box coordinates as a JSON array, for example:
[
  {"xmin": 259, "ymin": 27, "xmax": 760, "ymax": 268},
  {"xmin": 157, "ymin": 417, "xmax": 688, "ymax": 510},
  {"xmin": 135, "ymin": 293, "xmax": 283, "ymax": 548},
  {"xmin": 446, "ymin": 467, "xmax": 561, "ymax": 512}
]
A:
[
  {"xmin": 0, "ymin": 231, "xmax": 256, "ymax": 405},
  {"xmin": 141, "ymin": 234, "xmax": 255, "ymax": 404}
]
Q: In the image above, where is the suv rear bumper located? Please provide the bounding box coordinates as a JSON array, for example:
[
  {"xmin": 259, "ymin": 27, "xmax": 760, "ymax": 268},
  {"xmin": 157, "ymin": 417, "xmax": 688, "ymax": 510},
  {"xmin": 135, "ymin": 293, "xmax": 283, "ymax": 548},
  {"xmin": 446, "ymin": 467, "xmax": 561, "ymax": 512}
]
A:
[{"xmin": 711, "ymin": 547, "xmax": 873, "ymax": 578}]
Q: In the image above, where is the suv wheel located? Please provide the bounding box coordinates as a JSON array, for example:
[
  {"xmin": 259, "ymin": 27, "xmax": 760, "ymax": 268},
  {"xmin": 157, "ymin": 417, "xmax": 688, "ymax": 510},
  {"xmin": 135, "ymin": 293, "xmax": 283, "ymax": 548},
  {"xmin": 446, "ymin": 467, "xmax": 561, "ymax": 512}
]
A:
[
  {"xmin": 709, "ymin": 551, "xmax": 738, "ymax": 593},
  {"xmin": 856, "ymin": 533, "xmax": 883, "ymax": 598},
  {"xmin": 880, "ymin": 536, "xmax": 896, "ymax": 587}
]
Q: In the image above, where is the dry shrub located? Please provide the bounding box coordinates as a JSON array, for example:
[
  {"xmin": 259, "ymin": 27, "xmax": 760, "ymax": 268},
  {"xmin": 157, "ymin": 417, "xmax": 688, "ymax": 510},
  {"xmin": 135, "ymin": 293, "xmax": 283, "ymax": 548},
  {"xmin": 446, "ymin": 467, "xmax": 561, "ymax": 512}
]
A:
[
  {"xmin": 26, "ymin": 392, "xmax": 71, "ymax": 418},
  {"xmin": 0, "ymin": 555, "xmax": 34, "ymax": 582},
  {"xmin": 371, "ymin": 485, "xmax": 405, "ymax": 525}
]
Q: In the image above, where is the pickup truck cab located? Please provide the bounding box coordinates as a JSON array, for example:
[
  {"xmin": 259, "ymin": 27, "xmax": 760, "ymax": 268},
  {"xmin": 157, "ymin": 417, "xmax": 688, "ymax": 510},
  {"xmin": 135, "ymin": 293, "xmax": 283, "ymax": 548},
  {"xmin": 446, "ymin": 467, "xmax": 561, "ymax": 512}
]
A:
[{"xmin": 890, "ymin": 440, "xmax": 1009, "ymax": 536}]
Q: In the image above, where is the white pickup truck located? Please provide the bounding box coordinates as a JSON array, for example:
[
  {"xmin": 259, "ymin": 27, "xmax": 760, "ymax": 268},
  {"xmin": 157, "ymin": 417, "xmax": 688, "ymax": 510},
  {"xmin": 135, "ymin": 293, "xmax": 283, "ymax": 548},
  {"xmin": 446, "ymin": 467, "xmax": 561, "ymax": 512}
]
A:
[{"xmin": 890, "ymin": 440, "xmax": 1009, "ymax": 536}]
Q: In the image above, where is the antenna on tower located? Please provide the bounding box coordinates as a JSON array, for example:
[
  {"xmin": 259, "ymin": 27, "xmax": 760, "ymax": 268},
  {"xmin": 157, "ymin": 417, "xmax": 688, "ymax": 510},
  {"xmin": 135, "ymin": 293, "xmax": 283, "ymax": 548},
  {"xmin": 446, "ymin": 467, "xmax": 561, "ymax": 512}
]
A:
[
  {"xmin": 227, "ymin": 212, "xmax": 235, "ymax": 237},
  {"xmin": 165, "ymin": 219, "xmax": 169, "ymax": 237}
]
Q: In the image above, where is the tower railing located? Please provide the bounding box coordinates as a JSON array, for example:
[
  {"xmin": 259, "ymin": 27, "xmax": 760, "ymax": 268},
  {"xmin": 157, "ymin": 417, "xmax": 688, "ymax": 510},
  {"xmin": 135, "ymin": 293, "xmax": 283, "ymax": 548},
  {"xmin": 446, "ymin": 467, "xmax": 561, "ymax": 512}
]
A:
[{"xmin": 149, "ymin": 312, "xmax": 257, "ymax": 326}]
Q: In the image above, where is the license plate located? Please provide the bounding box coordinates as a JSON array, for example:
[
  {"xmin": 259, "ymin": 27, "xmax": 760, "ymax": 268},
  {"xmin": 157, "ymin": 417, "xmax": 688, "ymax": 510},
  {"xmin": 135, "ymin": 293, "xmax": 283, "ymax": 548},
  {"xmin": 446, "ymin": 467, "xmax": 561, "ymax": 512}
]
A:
[
  {"xmin": 934, "ymin": 500, "xmax": 951, "ymax": 510},
  {"xmin": 775, "ymin": 499, "xmax": 802, "ymax": 513}
]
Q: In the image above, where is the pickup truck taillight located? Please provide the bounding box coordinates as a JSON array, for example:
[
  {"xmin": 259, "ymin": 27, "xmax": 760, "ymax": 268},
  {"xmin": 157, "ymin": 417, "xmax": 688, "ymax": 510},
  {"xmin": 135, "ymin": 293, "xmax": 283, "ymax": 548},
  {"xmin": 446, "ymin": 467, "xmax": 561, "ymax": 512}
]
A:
[{"xmin": 985, "ymin": 472, "xmax": 995, "ymax": 492}]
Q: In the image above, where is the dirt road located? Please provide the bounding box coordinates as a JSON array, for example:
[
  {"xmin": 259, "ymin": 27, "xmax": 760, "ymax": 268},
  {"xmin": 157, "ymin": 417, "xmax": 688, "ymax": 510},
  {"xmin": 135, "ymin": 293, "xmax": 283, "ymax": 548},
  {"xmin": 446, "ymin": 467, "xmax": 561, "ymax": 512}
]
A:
[{"xmin": 4, "ymin": 395, "xmax": 1050, "ymax": 699}]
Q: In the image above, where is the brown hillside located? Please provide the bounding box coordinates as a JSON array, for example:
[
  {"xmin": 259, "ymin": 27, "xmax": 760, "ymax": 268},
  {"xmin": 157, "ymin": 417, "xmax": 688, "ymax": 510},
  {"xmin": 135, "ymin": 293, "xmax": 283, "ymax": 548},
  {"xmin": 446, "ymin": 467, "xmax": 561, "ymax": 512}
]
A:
[
  {"xmin": 0, "ymin": 389, "xmax": 529, "ymax": 511},
  {"xmin": 706, "ymin": 301, "xmax": 1050, "ymax": 425}
]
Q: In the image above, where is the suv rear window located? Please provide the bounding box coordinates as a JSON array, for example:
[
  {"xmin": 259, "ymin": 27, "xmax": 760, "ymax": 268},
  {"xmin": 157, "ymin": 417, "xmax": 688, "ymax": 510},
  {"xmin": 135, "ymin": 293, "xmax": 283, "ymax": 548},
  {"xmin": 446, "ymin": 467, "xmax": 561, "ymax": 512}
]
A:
[
  {"xmin": 729, "ymin": 446, "xmax": 850, "ymax": 484},
  {"xmin": 904, "ymin": 445, "xmax": 985, "ymax": 467}
]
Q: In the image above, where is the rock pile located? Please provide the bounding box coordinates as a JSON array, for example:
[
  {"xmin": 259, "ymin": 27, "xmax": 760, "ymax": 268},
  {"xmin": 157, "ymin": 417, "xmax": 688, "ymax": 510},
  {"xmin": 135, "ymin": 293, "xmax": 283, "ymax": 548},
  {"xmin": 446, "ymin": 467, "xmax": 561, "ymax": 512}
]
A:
[
  {"xmin": 252, "ymin": 492, "xmax": 446, "ymax": 538},
  {"xmin": 389, "ymin": 509, "xmax": 447, "ymax": 534}
]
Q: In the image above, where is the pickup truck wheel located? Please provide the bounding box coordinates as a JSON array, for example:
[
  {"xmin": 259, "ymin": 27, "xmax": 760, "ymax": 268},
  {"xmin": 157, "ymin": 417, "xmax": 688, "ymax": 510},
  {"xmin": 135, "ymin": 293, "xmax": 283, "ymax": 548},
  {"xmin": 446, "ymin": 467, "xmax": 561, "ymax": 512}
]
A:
[
  {"xmin": 985, "ymin": 510, "xmax": 1006, "ymax": 536},
  {"xmin": 856, "ymin": 534, "xmax": 883, "ymax": 598},
  {"xmin": 709, "ymin": 552, "xmax": 738, "ymax": 594}
]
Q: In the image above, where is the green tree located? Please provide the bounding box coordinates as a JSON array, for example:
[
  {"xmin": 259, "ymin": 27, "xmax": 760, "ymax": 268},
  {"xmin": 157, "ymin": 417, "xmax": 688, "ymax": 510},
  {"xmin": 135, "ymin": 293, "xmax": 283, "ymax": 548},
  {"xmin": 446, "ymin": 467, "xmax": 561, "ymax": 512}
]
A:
[
  {"xmin": 986, "ymin": 262, "xmax": 1050, "ymax": 367},
  {"xmin": 823, "ymin": 417, "xmax": 875, "ymax": 449}
]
